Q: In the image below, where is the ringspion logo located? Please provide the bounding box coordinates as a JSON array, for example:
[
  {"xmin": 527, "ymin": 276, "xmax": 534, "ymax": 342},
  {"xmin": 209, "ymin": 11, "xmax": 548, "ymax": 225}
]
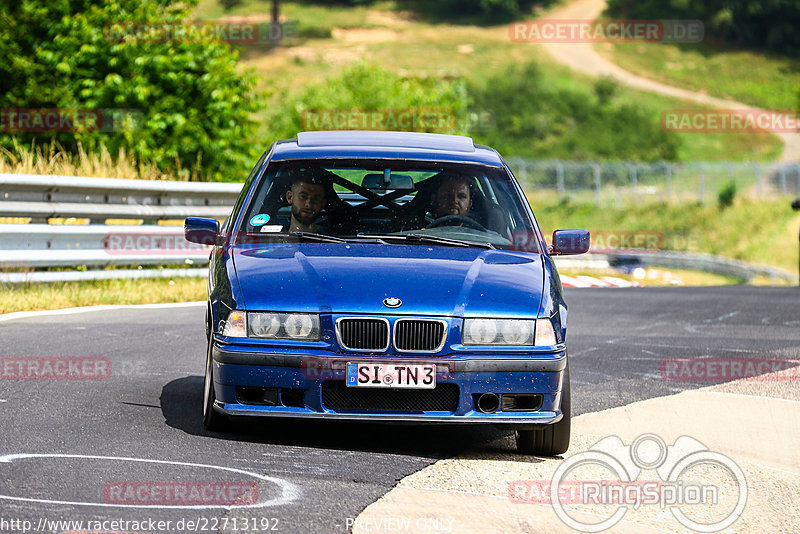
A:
[{"xmin": 511, "ymin": 434, "xmax": 747, "ymax": 532}]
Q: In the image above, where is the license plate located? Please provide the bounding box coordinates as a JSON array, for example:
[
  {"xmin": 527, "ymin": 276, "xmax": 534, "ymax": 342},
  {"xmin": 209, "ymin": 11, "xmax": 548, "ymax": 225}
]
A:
[{"xmin": 346, "ymin": 362, "xmax": 436, "ymax": 389}]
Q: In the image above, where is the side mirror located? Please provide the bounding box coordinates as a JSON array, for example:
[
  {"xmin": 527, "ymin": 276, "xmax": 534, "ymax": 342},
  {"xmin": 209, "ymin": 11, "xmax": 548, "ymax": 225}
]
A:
[
  {"xmin": 551, "ymin": 229, "xmax": 590, "ymax": 255},
  {"xmin": 185, "ymin": 217, "xmax": 220, "ymax": 246}
]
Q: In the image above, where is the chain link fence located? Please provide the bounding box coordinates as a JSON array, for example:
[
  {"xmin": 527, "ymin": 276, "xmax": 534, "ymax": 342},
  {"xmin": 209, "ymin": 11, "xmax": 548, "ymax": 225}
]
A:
[{"xmin": 506, "ymin": 159, "xmax": 800, "ymax": 205}]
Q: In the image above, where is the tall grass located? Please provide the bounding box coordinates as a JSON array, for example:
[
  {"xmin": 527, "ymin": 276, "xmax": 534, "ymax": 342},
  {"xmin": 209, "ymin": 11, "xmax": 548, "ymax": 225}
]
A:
[
  {"xmin": 0, "ymin": 140, "xmax": 179, "ymax": 180},
  {"xmin": 533, "ymin": 197, "xmax": 800, "ymax": 274},
  {"xmin": 0, "ymin": 277, "xmax": 206, "ymax": 314}
]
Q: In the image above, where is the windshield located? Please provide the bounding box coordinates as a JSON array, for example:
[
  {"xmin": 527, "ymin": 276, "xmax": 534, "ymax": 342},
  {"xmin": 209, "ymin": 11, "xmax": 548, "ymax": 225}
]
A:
[{"xmin": 234, "ymin": 158, "xmax": 541, "ymax": 252}]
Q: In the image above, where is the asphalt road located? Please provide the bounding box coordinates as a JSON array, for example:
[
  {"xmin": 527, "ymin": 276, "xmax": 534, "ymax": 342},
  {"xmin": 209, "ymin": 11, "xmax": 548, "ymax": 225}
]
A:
[{"xmin": 0, "ymin": 286, "xmax": 798, "ymax": 533}]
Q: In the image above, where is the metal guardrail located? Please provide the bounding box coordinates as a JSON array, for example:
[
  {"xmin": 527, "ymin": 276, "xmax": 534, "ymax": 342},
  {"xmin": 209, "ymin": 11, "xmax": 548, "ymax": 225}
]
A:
[
  {"xmin": 1, "ymin": 173, "xmax": 797, "ymax": 283},
  {"xmin": 554, "ymin": 252, "xmax": 797, "ymax": 283},
  {"xmin": 1, "ymin": 267, "xmax": 209, "ymax": 284},
  {"xmin": 0, "ymin": 174, "xmax": 236, "ymax": 281},
  {"xmin": 0, "ymin": 173, "xmax": 240, "ymax": 220},
  {"xmin": 0, "ymin": 224, "xmax": 211, "ymax": 268}
]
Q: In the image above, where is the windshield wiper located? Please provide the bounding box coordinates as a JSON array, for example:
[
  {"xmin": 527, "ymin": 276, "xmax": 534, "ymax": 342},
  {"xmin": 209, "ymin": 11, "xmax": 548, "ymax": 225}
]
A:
[
  {"xmin": 281, "ymin": 231, "xmax": 347, "ymax": 243},
  {"xmin": 358, "ymin": 233, "xmax": 495, "ymax": 249}
]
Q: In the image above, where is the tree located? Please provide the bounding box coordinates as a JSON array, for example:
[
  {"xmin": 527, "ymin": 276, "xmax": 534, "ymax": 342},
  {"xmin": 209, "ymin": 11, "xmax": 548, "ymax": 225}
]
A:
[
  {"xmin": 606, "ymin": 0, "xmax": 800, "ymax": 55},
  {"xmin": 0, "ymin": 0, "xmax": 263, "ymax": 180}
]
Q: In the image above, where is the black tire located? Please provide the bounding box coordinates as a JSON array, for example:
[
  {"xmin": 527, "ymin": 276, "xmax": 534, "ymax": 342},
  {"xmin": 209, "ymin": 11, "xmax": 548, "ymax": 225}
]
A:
[
  {"xmin": 515, "ymin": 363, "xmax": 571, "ymax": 456},
  {"xmin": 203, "ymin": 332, "xmax": 230, "ymax": 432}
]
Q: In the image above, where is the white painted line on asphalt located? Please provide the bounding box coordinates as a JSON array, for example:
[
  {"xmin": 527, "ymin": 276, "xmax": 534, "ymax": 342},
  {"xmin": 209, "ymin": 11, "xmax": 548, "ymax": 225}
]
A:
[
  {"xmin": 708, "ymin": 390, "xmax": 800, "ymax": 404},
  {"xmin": 0, "ymin": 301, "xmax": 205, "ymax": 323},
  {"xmin": 606, "ymin": 339, "xmax": 755, "ymax": 353},
  {"xmin": 712, "ymin": 310, "xmax": 741, "ymax": 322},
  {"xmin": 750, "ymin": 462, "xmax": 800, "ymax": 477},
  {"xmin": 0, "ymin": 453, "xmax": 301, "ymax": 509},
  {"xmin": 0, "ymin": 400, "xmax": 7, "ymax": 403}
]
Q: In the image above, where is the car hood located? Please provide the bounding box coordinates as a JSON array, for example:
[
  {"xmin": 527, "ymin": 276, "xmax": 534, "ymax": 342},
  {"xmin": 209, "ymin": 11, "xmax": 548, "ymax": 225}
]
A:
[{"xmin": 232, "ymin": 243, "xmax": 544, "ymax": 317}]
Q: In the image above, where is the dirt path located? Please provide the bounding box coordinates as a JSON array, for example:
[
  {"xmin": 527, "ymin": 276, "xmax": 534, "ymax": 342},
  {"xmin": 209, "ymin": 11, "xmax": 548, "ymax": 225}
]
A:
[{"xmin": 540, "ymin": 0, "xmax": 800, "ymax": 163}]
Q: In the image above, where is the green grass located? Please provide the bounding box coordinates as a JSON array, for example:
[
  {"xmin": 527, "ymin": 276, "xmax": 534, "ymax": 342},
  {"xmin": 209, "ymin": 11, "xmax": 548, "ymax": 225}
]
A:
[
  {"xmin": 0, "ymin": 277, "xmax": 206, "ymax": 314},
  {"xmin": 500, "ymin": 62, "xmax": 782, "ymax": 162},
  {"xmin": 595, "ymin": 40, "xmax": 800, "ymax": 111},
  {"xmin": 192, "ymin": 0, "xmax": 783, "ymax": 162},
  {"xmin": 532, "ymin": 197, "xmax": 800, "ymax": 275}
]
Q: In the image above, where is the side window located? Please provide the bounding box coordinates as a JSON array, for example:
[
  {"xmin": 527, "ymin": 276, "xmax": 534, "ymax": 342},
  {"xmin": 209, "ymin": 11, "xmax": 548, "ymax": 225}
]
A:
[{"xmin": 222, "ymin": 150, "xmax": 269, "ymax": 235}]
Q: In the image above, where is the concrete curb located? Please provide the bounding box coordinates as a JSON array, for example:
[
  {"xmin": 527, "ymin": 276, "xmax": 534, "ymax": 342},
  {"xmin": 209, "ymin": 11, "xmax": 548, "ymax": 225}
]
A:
[{"xmin": 354, "ymin": 372, "xmax": 800, "ymax": 533}]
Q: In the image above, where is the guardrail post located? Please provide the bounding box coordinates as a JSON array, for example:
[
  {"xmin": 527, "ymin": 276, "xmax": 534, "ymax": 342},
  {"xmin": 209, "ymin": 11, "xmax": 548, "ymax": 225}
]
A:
[
  {"xmin": 698, "ymin": 163, "xmax": 705, "ymax": 203},
  {"xmin": 780, "ymin": 165, "xmax": 787, "ymax": 194},
  {"xmin": 628, "ymin": 162, "xmax": 638, "ymax": 200},
  {"xmin": 664, "ymin": 161, "xmax": 672, "ymax": 202},
  {"xmin": 796, "ymin": 164, "xmax": 800, "ymax": 196},
  {"xmin": 555, "ymin": 161, "xmax": 565, "ymax": 201},
  {"xmin": 754, "ymin": 162, "xmax": 763, "ymax": 197},
  {"xmin": 794, "ymin": 199, "xmax": 800, "ymax": 285},
  {"xmin": 592, "ymin": 162, "xmax": 601, "ymax": 206},
  {"xmin": 726, "ymin": 161, "xmax": 734, "ymax": 186}
]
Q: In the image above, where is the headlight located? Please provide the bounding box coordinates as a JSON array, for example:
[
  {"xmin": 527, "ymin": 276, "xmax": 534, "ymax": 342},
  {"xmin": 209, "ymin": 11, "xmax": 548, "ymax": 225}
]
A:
[
  {"xmin": 462, "ymin": 318, "xmax": 556, "ymax": 346},
  {"xmin": 463, "ymin": 318, "xmax": 535, "ymax": 346},
  {"xmin": 248, "ymin": 312, "xmax": 320, "ymax": 341}
]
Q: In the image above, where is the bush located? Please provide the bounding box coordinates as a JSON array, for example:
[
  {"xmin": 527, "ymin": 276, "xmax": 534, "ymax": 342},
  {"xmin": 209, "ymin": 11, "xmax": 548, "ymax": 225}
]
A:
[
  {"xmin": 594, "ymin": 76, "xmax": 618, "ymax": 105},
  {"xmin": 717, "ymin": 179, "xmax": 737, "ymax": 208},
  {"xmin": 265, "ymin": 62, "xmax": 470, "ymax": 141},
  {"xmin": 220, "ymin": 0, "xmax": 244, "ymax": 11},
  {"xmin": 393, "ymin": 0, "xmax": 556, "ymax": 23},
  {"xmin": 606, "ymin": 0, "xmax": 800, "ymax": 55},
  {"xmin": 468, "ymin": 62, "xmax": 679, "ymax": 161},
  {"xmin": 0, "ymin": 0, "xmax": 263, "ymax": 180}
]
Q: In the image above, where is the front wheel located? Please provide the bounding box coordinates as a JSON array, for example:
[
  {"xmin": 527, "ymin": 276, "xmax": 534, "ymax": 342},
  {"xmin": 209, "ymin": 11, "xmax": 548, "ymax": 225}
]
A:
[
  {"xmin": 515, "ymin": 363, "xmax": 571, "ymax": 456},
  {"xmin": 203, "ymin": 333, "xmax": 229, "ymax": 432}
]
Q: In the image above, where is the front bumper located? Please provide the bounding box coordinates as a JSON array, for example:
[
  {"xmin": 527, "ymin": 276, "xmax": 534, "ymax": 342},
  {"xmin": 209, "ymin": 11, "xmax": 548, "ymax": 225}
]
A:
[{"xmin": 211, "ymin": 342, "xmax": 567, "ymax": 425}]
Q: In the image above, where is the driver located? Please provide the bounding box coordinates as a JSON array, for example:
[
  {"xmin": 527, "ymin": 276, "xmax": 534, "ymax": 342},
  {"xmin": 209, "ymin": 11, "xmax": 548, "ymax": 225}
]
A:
[
  {"xmin": 430, "ymin": 176, "xmax": 472, "ymax": 219},
  {"xmin": 285, "ymin": 176, "xmax": 327, "ymax": 233}
]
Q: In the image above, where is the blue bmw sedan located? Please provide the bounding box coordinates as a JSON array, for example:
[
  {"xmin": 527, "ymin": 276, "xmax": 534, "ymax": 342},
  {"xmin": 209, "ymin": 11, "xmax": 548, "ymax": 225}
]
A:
[{"xmin": 185, "ymin": 131, "xmax": 589, "ymax": 455}]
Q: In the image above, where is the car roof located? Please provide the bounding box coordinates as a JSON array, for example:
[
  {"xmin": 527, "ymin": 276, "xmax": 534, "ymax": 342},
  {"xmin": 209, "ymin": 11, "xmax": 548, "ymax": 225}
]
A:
[{"xmin": 270, "ymin": 131, "xmax": 505, "ymax": 167}]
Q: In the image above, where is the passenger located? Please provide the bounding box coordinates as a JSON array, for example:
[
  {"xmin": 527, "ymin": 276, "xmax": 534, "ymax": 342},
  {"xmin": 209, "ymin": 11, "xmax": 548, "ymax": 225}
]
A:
[{"xmin": 285, "ymin": 176, "xmax": 327, "ymax": 233}]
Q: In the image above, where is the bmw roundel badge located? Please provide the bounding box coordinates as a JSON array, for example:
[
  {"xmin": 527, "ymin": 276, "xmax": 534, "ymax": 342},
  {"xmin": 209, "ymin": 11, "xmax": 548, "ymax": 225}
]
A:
[{"xmin": 383, "ymin": 297, "xmax": 402, "ymax": 308}]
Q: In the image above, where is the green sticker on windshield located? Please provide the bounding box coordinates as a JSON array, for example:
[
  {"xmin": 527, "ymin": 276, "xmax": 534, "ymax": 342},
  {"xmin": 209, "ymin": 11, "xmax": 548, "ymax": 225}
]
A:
[{"xmin": 250, "ymin": 213, "xmax": 270, "ymax": 226}]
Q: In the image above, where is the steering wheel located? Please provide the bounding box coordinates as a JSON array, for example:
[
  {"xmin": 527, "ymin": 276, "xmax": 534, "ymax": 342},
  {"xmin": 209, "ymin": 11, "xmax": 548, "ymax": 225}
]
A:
[{"xmin": 427, "ymin": 215, "xmax": 488, "ymax": 232}]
